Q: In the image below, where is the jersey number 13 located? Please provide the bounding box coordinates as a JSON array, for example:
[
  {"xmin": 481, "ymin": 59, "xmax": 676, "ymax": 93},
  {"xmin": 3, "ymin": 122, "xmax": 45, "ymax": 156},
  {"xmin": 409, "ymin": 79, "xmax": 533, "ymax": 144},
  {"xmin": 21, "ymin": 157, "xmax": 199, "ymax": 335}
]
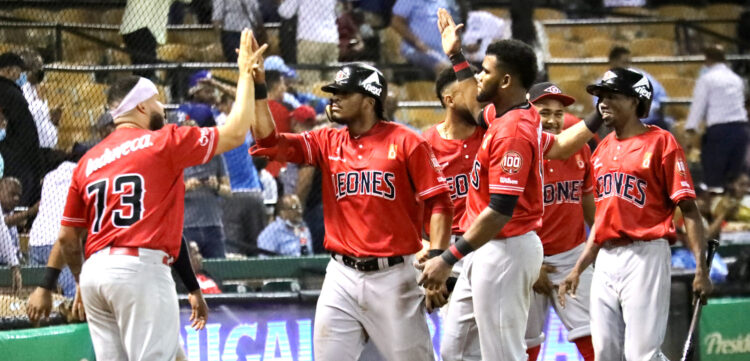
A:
[{"xmin": 86, "ymin": 174, "xmax": 145, "ymax": 233}]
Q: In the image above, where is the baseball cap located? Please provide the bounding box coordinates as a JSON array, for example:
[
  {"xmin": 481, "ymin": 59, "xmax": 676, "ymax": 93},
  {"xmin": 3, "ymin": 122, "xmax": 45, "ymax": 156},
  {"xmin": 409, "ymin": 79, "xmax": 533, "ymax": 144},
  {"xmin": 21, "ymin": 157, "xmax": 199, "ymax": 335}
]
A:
[
  {"xmin": 264, "ymin": 56, "xmax": 297, "ymax": 79},
  {"xmin": 0, "ymin": 52, "xmax": 25, "ymax": 70},
  {"xmin": 528, "ymin": 82, "xmax": 575, "ymax": 106},
  {"xmin": 290, "ymin": 105, "xmax": 316, "ymax": 124},
  {"xmin": 188, "ymin": 70, "xmax": 212, "ymax": 95}
]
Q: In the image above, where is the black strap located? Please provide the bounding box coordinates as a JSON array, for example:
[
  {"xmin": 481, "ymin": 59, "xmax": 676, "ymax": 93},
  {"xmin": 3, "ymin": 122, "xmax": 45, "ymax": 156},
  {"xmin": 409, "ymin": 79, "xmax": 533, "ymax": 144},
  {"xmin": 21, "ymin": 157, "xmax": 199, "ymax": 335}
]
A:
[{"xmin": 332, "ymin": 253, "xmax": 404, "ymax": 272}]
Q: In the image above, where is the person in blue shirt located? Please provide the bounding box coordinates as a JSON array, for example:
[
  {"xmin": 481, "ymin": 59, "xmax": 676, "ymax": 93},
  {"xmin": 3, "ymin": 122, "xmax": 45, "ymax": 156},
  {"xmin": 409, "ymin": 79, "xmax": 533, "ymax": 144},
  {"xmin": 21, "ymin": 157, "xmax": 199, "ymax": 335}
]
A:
[
  {"xmin": 257, "ymin": 194, "xmax": 313, "ymax": 257},
  {"xmin": 178, "ymin": 70, "xmax": 220, "ymax": 127},
  {"xmin": 391, "ymin": 0, "xmax": 461, "ymax": 74}
]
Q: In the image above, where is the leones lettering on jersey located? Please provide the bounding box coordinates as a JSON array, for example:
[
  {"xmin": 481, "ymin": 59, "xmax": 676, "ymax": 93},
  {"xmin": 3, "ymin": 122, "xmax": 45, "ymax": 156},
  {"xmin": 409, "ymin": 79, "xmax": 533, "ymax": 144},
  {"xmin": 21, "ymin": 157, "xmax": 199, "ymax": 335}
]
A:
[{"xmin": 501, "ymin": 151, "xmax": 523, "ymax": 174}]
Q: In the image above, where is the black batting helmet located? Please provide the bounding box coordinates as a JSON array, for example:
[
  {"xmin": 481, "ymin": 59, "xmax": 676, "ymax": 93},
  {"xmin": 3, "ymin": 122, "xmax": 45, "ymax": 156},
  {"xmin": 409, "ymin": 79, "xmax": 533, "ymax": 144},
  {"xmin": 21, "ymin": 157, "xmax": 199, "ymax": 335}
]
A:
[
  {"xmin": 586, "ymin": 67, "xmax": 653, "ymax": 118},
  {"xmin": 321, "ymin": 63, "xmax": 388, "ymax": 118}
]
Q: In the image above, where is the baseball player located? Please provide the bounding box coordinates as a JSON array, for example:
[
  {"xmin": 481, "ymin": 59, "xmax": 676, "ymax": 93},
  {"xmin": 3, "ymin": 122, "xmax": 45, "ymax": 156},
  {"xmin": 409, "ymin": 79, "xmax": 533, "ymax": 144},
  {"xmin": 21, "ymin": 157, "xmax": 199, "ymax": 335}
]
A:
[
  {"xmin": 418, "ymin": 9, "xmax": 606, "ymax": 361},
  {"xmin": 559, "ymin": 68, "xmax": 712, "ymax": 360},
  {"xmin": 249, "ymin": 62, "xmax": 453, "ymax": 360},
  {"xmin": 524, "ymin": 82, "xmax": 595, "ymax": 361},
  {"xmin": 55, "ymin": 30, "xmax": 267, "ymax": 360}
]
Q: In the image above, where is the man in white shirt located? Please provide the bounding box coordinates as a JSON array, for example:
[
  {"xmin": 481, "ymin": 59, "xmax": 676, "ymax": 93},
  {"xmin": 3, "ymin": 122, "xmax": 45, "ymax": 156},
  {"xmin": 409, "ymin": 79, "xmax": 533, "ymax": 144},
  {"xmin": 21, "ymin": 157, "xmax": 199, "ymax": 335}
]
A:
[
  {"xmin": 19, "ymin": 50, "xmax": 59, "ymax": 150},
  {"xmin": 120, "ymin": 0, "xmax": 177, "ymax": 78},
  {"xmin": 278, "ymin": 0, "xmax": 339, "ymax": 84},
  {"xmin": 462, "ymin": 10, "xmax": 510, "ymax": 64},
  {"xmin": 212, "ymin": 0, "xmax": 265, "ymax": 62},
  {"xmin": 686, "ymin": 45, "xmax": 749, "ymax": 194}
]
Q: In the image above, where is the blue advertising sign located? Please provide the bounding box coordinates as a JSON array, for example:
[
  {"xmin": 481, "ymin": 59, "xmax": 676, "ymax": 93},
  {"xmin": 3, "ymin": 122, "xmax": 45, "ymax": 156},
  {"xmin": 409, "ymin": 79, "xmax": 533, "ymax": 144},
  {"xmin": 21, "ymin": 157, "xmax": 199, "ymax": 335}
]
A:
[{"xmin": 179, "ymin": 299, "xmax": 582, "ymax": 361}]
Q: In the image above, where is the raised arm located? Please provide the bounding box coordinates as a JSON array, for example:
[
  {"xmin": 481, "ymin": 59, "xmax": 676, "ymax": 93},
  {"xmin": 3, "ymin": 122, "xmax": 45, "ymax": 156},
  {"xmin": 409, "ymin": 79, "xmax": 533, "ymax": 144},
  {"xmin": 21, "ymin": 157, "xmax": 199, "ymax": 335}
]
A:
[
  {"xmin": 544, "ymin": 114, "xmax": 601, "ymax": 160},
  {"xmin": 215, "ymin": 29, "xmax": 268, "ymax": 154},
  {"xmin": 437, "ymin": 8, "xmax": 482, "ymax": 120}
]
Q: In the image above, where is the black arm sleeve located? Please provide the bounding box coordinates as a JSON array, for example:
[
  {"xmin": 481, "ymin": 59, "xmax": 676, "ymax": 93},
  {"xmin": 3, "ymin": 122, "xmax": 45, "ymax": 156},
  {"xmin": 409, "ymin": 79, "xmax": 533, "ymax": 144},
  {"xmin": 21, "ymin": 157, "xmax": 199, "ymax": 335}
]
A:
[
  {"xmin": 172, "ymin": 236, "xmax": 200, "ymax": 293},
  {"xmin": 488, "ymin": 193, "xmax": 519, "ymax": 217}
]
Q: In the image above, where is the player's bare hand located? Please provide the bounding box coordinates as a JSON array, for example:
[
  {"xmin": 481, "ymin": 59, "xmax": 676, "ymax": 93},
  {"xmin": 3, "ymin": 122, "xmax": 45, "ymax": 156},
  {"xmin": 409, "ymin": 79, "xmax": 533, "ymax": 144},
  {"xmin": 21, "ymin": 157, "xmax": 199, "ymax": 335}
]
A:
[
  {"xmin": 417, "ymin": 256, "xmax": 452, "ymax": 291},
  {"xmin": 424, "ymin": 286, "xmax": 449, "ymax": 313},
  {"xmin": 415, "ymin": 240, "xmax": 431, "ymax": 264},
  {"xmin": 71, "ymin": 284, "xmax": 86, "ymax": 321},
  {"xmin": 532, "ymin": 264, "xmax": 556, "ymax": 297},
  {"xmin": 188, "ymin": 290, "xmax": 209, "ymax": 330},
  {"xmin": 27, "ymin": 287, "xmax": 52, "ymax": 325},
  {"xmin": 437, "ymin": 8, "xmax": 464, "ymax": 56},
  {"xmin": 236, "ymin": 29, "xmax": 268, "ymax": 77},
  {"xmin": 185, "ymin": 178, "xmax": 201, "ymax": 191},
  {"xmin": 692, "ymin": 272, "xmax": 713, "ymax": 306},
  {"xmin": 558, "ymin": 270, "xmax": 580, "ymax": 308},
  {"xmin": 11, "ymin": 266, "xmax": 22, "ymax": 295},
  {"xmin": 205, "ymin": 176, "xmax": 219, "ymax": 190}
]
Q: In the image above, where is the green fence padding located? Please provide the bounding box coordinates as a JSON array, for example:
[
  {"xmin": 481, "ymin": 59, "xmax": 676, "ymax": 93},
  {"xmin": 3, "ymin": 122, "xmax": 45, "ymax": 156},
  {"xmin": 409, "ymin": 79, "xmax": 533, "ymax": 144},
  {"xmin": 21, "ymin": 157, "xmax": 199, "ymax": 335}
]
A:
[
  {"xmin": 0, "ymin": 323, "xmax": 95, "ymax": 361},
  {"xmin": 700, "ymin": 297, "xmax": 750, "ymax": 360}
]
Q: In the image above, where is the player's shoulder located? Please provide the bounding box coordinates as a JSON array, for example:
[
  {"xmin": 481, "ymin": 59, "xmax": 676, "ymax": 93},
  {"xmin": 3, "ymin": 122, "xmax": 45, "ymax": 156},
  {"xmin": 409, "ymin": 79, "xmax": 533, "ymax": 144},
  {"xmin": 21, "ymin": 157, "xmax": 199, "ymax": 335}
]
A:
[
  {"xmin": 491, "ymin": 106, "xmax": 539, "ymax": 139},
  {"xmin": 422, "ymin": 124, "xmax": 440, "ymax": 142},
  {"xmin": 640, "ymin": 125, "xmax": 682, "ymax": 150}
]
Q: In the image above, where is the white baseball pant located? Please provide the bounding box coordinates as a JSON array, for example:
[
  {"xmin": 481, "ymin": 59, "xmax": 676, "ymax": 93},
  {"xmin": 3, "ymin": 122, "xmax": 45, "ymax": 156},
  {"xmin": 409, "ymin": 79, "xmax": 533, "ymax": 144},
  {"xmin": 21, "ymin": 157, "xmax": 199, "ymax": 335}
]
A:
[
  {"xmin": 526, "ymin": 243, "xmax": 594, "ymax": 348},
  {"xmin": 313, "ymin": 255, "xmax": 434, "ymax": 361},
  {"xmin": 441, "ymin": 231, "xmax": 544, "ymax": 361},
  {"xmin": 590, "ymin": 239, "xmax": 671, "ymax": 361},
  {"xmin": 80, "ymin": 247, "xmax": 179, "ymax": 361}
]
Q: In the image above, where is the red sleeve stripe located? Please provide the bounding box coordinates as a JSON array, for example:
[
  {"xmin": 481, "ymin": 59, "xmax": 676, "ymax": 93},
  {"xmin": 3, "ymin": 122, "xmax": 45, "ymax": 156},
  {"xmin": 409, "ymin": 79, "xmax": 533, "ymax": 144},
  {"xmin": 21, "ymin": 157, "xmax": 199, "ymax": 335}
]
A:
[
  {"xmin": 453, "ymin": 61, "xmax": 470, "ymax": 73},
  {"xmin": 302, "ymin": 133, "xmax": 314, "ymax": 164},
  {"xmin": 61, "ymin": 216, "xmax": 86, "ymax": 223},
  {"xmin": 670, "ymin": 188, "xmax": 696, "ymax": 200}
]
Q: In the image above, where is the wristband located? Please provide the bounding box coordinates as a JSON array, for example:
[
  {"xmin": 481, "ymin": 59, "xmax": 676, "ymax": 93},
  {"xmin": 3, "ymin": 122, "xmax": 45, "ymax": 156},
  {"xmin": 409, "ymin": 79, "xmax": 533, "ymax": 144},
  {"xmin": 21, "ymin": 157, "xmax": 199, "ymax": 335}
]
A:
[
  {"xmin": 441, "ymin": 236, "xmax": 474, "ymax": 266},
  {"xmin": 449, "ymin": 52, "xmax": 473, "ymax": 81},
  {"xmin": 583, "ymin": 111, "xmax": 604, "ymax": 133},
  {"xmin": 41, "ymin": 267, "xmax": 61, "ymax": 291},
  {"xmin": 255, "ymin": 83, "xmax": 267, "ymax": 100},
  {"xmin": 427, "ymin": 249, "xmax": 444, "ymax": 259}
]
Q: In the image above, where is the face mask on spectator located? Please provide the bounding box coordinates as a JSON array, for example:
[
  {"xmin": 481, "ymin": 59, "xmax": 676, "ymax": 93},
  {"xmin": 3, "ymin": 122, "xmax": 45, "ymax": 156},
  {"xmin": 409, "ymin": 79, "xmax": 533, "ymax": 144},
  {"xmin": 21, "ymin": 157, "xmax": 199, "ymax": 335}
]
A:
[
  {"xmin": 0, "ymin": 128, "xmax": 5, "ymax": 142},
  {"xmin": 15, "ymin": 72, "xmax": 27, "ymax": 87}
]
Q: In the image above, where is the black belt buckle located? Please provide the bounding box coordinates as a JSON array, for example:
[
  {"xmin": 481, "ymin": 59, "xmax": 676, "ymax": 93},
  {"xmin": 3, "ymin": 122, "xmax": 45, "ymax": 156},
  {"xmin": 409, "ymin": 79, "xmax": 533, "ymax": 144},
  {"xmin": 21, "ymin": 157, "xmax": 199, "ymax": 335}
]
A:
[{"xmin": 334, "ymin": 253, "xmax": 403, "ymax": 272}]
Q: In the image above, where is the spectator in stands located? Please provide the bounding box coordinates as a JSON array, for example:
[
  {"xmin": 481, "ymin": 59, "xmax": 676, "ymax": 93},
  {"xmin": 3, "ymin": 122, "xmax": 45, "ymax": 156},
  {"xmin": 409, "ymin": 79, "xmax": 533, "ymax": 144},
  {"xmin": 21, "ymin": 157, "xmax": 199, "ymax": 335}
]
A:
[
  {"xmin": 278, "ymin": 0, "xmax": 339, "ymax": 84},
  {"xmin": 462, "ymin": 10, "xmax": 510, "ymax": 64},
  {"xmin": 391, "ymin": 0, "xmax": 460, "ymax": 74},
  {"xmin": 178, "ymin": 70, "xmax": 219, "ymax": 127},
  {"xmin": 686, "ymin": 45, "xmax": 749, "ymax": 195},
  {"xmin": 602, "ymin": 46, "xmax": 669, "ymax": 129},
  {"xmin": 189, "ymin": 241, "xmax": 222, "ymax": 294},
  {"xmin": 0, "ymin": 52, "xmax": 44, "ymax": 206},
  {"xmin": 213, "ymin": 0, "xmax": 266, "ymax": 62},
  {"xmin": 19, "ymin": 50, "xmax": 60, "ymax": 152},
  {"xmin": 337, "ymin": 2, "xmax": 368, "ymax": 62},
  {"xmin": 254, "ymin": 156, "xmax": 278, "ymax": 221},
  {"xmin": 121, "ymin": 0, "xmax": 174, "ymax": 78},
  {"xmin": 265, "ymin": 56, "xmax": 330, "ymax": 114},
  {"xmin": 183, "ymin": 118, "xmax": 232, "ymax": 259},
  {"xmin": 0, "ymin": 173, "xmax": 21, "ymax": 293},
  {"xmin": 27, "ymin": 145, "xmax": 87, "ymax": 298},
  {"xmin": 214, "ymin": 93, "xmax": 268, "ymax": 257},
  {"xmin": 257, "ymin": 194, "xmax": 313, "ymax": 256},
  {"xmin": 356, "ymin": 0, "xmax": 396, "ymax": 29},
  {"xmin": 280, "ymin": 105, "xmax": 317, "ymax": 193},
  {"xmin": 0, "ymin": 177, "xmax": 24, "ymax": 262}
]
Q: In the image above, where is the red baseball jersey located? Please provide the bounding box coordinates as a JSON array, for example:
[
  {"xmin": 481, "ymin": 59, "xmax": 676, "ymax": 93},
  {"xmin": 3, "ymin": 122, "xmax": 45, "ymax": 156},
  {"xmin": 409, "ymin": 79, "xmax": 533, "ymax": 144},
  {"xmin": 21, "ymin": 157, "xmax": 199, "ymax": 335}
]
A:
[
  {"xmin": 591, "ymin": 125, "xmax": 696, "ymax": 244},
  {"xmin": 422, "ymin": 124, "xmax": 485, "ymax": 234},
  {"xmin": 539, "ymin": 146, "xmax": 593, "ymax": 255},
  {"xmin": 61, "ymin": 125, "xmax": 219, "ymax": 259},
  {"xmin": 460, "ymin": 104, "xmax": 545, "ymax": 238},
  {"xmin": 250, "ymin": 122, "xmax": 450, "ymax": 257}
]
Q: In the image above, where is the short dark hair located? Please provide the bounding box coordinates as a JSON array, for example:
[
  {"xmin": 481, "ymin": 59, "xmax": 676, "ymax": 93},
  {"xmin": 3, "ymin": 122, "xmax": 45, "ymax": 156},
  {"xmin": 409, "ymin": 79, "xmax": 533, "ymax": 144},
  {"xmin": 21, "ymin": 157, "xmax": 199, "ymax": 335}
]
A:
[
  {"xmin": 608, "ymin": 46, "xmax": 631, "ymax": 62},
  {"xmin": 0, "ymin": 52, "xmax": 25, "ymax": 70},
  {"xmin": 265, "ymin": 70, "xmax": 283, "ymax": 91},
  {"xmin": 485, "ymin": 40, "xmax": 538, "ymax": 90},
  {"xmin": 435, "ymin": 68, "xmax": 458, "ymax": 108},
  {"xmin": 106, "ymin": 75, "xmax": 141, "ymax": 105},
  {"xmin": 704, "ymin": 45, "xmax": 726, "ymax": 62}
]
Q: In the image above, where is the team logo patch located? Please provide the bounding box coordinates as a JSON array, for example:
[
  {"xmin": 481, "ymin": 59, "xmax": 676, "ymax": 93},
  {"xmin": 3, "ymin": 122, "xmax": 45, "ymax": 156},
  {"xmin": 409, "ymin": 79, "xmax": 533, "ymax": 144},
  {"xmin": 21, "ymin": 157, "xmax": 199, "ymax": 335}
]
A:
[
  {"xmin": 199, "ymin": 128, "xmax": 211, "ymax": 146},
  {"xmin": 576, "ymin": 154, "xmax": 585, "ymax": 169},
  {"xmin": 676, "ymin": 158, "xmax": 687, "ymax": 176},
  {"xmin": 388, "ymin": 144, "xmax": 398, "ymax": 160},
  {"xmin": 642, "ymin": 152, "xmax": 652, "ymax": 168},
  {"xmin": 544, "ymin": 85, "xmax": 562, "ymax": 94},
  {"xmin": 602, "ymin": 70, "xmax": 617, "ymax": 81},
  {"xmin": 335, "ymin": 68, "xmax": 351, "ymax": 84},
  {"xmin": 501, "ymin": 151, "xmax": 523, "ymax": 174}
]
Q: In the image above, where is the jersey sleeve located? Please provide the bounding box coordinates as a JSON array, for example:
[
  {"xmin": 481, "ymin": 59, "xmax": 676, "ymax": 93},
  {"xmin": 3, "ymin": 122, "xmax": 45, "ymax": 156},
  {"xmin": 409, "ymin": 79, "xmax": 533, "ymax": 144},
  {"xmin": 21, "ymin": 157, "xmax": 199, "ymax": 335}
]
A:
[
  {"xmin": 478, "ymin": 104, "xmax": 496, "ymax": 129},
  {"xmin": 167, "ymin": 125, "xmax": 219, "ymax": 170},
  {"xmin": 541, "ymin": 132, "xmax": 555, "ymax": 157},
  {"xmin": 407, "ymin": 141, "xmax": 450, "ymax": 200},
  {"xmin": 488, "ymin": 136, "xmax": 534, "ymax": 196},
  {"xmin": 249, "ymin": 130, "xmax": 324, "ymax": 166},
  {"xmin": 61, "ymin": 176, "xmax": 88, "ymax": 228},
  {"xmin": 662, "ymin": 142, "xmax": 696, "ymax": 204},
  {"xmin": 582, "ymin": 146, "xmax": 594, "ymax": 194}
]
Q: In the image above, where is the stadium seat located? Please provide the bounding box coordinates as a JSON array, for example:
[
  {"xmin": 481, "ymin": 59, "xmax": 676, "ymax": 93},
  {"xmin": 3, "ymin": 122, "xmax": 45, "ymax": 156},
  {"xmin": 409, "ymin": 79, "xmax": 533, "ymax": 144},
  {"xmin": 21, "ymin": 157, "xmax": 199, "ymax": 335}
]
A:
[
  {"xmin": 397, "ymin": 108, "xmax": 445, "ymax": 129},
  {"xmin": 555, "ymin": 78, "xmax": 593, "ymax": 115},
  {"xmin": 57, "ymin": 8, "xmax": 95, "ymax": 24},
  {"xmin": 629, "ymin": 37, "xmax": 675, "ymax": 56},
  {"xmin": 168, "ymin": 30, "xmax": 217, "ymax": 47},
  {"xmin": 483, "ymin": 7, "xmax": 509, "ymax": 19},
  {"xmin": 157, "ymin": 44, "xmax": 199, "ymax": 62},
  {"xmin": 102, "ymin": 8, "xmax": 124, "ymax": 24},
  {"xmin": 76, "ymin": 83, "xmax": 109, "ymax": 108},
  {"xmin": 200, "ymin": 43, "xmax": 224, "ymax": 62},
  {"xmin": 382, "ymin": 27, "xmax": 406, "ymax": 64},
  {"xmin": 645, "ymin": 24, "xmax": 677, "ymax": 40},
  {"xmin": 638, "ymin": 64, "xmax": 678, "ymax": 80},
  {"xmin": 58, "ymin": 106, "xmax": 94, "ymax": 131},
  {"xmin": 43, "ymin": 71, "xmax": 95, "ymax": 84},
  {"xmin": 211, "ymin": 69, "xmax": 239, "ymax": 84},
  {"xmin": 11, "ymin": 8, "xmax": 55, "ymax": 22},
  {"xmin": 404, "ymin": 81, "xmax": 436, "ymax": 101},
  {"xmin": 68, "ymin": 49, "xmax": 106, "ymax": 65},
  {"xmin": 547, "ymin": 39, "xmax": 584, "ymax": 58},
  {"xmin": 656, "ymin": 5, "xmax": 705, "ymax": 20},
  {"xmin": 705, "ymin": 4, "xmax": 745, "ymax": 20},
  {"xmin": 569, "ymin": 26, "xmax": 614, "ymax": 42},
  {"xmin": 310, "ymin": 81, "xmax": 330, "ymax": 99},
  {"xmin": 610, "ymin": 7, "xmax": 657, "ymax": 18},
  {"xmin": 533, "ymin": 8, "xmax": 566, "ymax": 20},
  {"xmin": 659, "ymin": 77, "xmax": 695, "ymax": 98},
  {"xmin": 583, "ymin": 37, "xmax": 618, "ymax": 57},
  {"xmin": 105, "ymin": 48, "xmax": 132, "ymax": 65}
]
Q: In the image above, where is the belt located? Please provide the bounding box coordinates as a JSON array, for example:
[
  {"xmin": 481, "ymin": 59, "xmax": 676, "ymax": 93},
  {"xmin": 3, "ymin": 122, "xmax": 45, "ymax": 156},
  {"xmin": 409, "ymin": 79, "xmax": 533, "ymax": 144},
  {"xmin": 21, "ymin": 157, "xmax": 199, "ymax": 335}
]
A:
[
  {"xmin": 331, "ymin": 253, "xmax": 404, "ymax": 272},
  {"xmin": 108, "ymin": 246, "xmax": 172, "ymax": 266},
  {"xmin": 601, "ymin": 239, "xmax": 634, "ymax": 249}
]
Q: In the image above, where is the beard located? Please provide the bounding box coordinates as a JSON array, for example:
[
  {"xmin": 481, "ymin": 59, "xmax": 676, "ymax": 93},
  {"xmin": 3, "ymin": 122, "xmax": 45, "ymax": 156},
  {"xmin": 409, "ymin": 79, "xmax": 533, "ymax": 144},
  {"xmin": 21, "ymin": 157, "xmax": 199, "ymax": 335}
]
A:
[
  {"xmin": 476, "ymin": 86, "xmax": 497, "ymax": 103},
  {"xmin": 326, "ymin": 104, "xmax": 350, "ymax": 125},
  {"xmin": 149, "ymin": 110, "xmax": 165, "ymax": 130}
]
